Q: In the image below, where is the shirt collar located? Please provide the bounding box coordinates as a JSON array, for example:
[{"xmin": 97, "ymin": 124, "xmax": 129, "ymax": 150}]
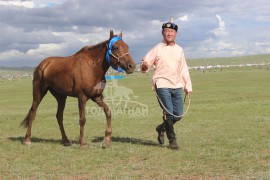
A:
[{"xmin": 162, "ymin": 40, "xmax": 176, "ymax": 47}]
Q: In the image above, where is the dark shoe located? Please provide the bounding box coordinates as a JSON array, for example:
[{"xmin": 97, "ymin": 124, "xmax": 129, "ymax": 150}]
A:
[
  {"xmin": 164, "ymin": 119, "xmax": 179, "ymax": 150},
  {"xmin": 168, "ymin": 139, "xmax": 179, "ymax": 150},
  {"xmin": 156, "ymin": 123, "xmax": 165, "ymax": 145},
  {"xmin": 173, "ymin": 118, "xmax": 181, "ymax": 124}
]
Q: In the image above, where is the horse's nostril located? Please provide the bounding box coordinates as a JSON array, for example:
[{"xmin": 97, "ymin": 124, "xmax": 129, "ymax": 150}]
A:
[{"xmin": 128, "ymin": 64, "xmax": 133, "ymax": 70}]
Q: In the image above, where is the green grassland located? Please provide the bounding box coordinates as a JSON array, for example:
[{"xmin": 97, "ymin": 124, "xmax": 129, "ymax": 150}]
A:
[{"xmin": 0, "ymin": 60, "xmax": 270, "ymax": 179}]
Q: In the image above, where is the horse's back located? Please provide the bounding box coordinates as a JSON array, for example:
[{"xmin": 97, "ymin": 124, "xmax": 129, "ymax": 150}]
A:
[
  {"xmin": 37, "ymin": 56, "xmax": 73, "ymax": 70},
  {"xmin": 37, "ymin": 48, "xmax": 90, "ymax": 74},
  {"xmin": 33, "ymin": 53, "xmax": 100, "ymax": 97}
]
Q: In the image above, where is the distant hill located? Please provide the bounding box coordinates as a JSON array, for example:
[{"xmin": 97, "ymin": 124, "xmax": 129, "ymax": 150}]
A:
[
  {"xmin": 186, "ymin": 54, "xmax": 270, "ymax": 67},
  {"xmin": 0, "ymin": 66, "xmax": 34, "ymax": 71},
  {"xmin": 0, "ymin": 67, "xmax": 34, "ymax": 75},
  {"xmin": 135, "ymin": 54, "xmax": 270, "ymax": 71},
  {"xmin": 1, "ymin": 54, "xmax": 270, "ymax": 74}
]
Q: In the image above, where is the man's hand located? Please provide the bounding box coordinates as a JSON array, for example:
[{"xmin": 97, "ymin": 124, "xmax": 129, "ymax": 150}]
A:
[
  {"xmin": 140, "ymin": 61, "xmax": 148, "ymax": 73},
  {"xmin": 184, "ymin": 89, "xmax": 192, "ymax": 95}
]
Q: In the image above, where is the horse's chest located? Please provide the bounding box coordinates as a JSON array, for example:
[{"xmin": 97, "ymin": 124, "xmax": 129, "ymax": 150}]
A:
[{"xmin": 83, "ymin": 81, "xmax": 106, "ymax": 97}]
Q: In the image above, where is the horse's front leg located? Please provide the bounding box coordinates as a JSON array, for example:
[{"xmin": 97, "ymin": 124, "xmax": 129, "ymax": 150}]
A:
[
  {"xmin": 95, "ymin": 96, "xmax": 112, "ymax": 148},
  {"xmin": 78, "ymin": 95, "xmax": 87, "ymax": 147}
]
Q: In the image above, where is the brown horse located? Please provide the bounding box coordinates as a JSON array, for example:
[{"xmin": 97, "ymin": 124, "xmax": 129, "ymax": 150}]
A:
[{"xmin": 21, "ymin": 30, "xmax": 136, "ymax": 148}]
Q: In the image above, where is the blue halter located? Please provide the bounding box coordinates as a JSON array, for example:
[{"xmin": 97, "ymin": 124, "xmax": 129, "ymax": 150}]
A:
[{"xmin": 106, "ymin": 36, "xmax": 124, "ymax": 72}]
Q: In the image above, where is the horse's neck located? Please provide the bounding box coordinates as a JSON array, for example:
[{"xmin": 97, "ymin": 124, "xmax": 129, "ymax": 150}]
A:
[
  {"xmin": 86, "ymin": 40, "xmax": 110, "ymax": 76},
  {"xmin": 73, "ymin": 40, "xmax": 111, "ymax": 79}
]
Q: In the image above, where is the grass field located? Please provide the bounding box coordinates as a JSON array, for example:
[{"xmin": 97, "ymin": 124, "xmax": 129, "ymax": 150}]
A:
[{"xmin": 0, "ymin": 65, "xmax": 270, "ymax": 179}]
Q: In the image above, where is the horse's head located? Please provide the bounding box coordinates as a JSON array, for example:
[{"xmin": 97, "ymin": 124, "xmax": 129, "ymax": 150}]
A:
[{"xmin": 106, "ymin": 30, "xmax": 136, "ymax": 74}]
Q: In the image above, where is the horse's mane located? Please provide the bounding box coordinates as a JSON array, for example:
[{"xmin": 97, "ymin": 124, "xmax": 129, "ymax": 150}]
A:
[
  {"xmin": 74, "ymin": 40, "xmax": 109, "ymax": 55},
  {"xmin": 74, "ymin": 34, "xmax": 120, "ymax": 55},
  {"xmin": 86, "ymin": 40, "xmax": 109, "ymax": 50}
]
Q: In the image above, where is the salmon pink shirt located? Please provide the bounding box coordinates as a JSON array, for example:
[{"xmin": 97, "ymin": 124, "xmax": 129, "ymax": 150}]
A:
[{"xmin": 141, "ymin": 41, "xmax": 192, "ymax": 92}]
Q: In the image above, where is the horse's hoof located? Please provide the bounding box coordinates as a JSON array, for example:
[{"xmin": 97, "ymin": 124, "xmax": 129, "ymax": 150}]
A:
[
  {"xmin": 61, "ymin": 140, "xmax": 72, "ymax": 146},
  {"xmin": 79, "ymin": 141, "xmax": 88, "ymax": 148},
  {"xmin": 63, "ymin": 142, "xmax": 72, "ymax": 146},
  {"xmin": 24, "ymin": 141, "xmax": 31, "ymax": 145},
  {"xmin": 102, "ymin": 141, "xmax": 111, "ymax": 149},
  {"xmin": 80, "ymin": 144, "xmax": 88, "ymax": 149}
]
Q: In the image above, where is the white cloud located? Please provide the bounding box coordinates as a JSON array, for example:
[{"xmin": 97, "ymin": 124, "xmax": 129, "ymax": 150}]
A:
[
  {"xmin": 0, "ymin": 0, "xmax": 34, "ymax": 8},
  {"xmin": 52, "ymin": 28, "xmax": 108, "ymax": 44},
  {"xmin": 0, "ymin": 50, "xmax": 24, "ymax": 61},
  {"xmin": 178, "ymin": 15, "xmax": 188, "ymax": 22},
  {"xmin": 33, "ymin": 0, "xmax": 66, "ymax": 8},
  {"xmin": 0, "ymin": 0, "xmax": 65, "ymax": 8},
  {"xmin": 150, "ymin": 19, "xmax": 163, "ymax": 26},
  {"xmin": 211, "ymin": 14, "xmax": 228, "ymax": 36},
  {"xmin": 27, "ymin": 43, "xmax": 63, "ymax": 56},
  {"xmin": 0, "ymin": 43, "xmax": 64, "ymax": 66}
]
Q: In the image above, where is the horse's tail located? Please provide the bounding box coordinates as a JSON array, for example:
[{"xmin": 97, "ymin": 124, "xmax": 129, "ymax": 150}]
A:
[{"xmin": 20, "ymin": 66, "xmax": 44, "ymax": 128}]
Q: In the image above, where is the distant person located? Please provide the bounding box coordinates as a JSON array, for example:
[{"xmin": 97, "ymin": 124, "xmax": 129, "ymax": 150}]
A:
[{"xmin": 140, "ymin": 17, "xmax": 192, "ymax": 150}]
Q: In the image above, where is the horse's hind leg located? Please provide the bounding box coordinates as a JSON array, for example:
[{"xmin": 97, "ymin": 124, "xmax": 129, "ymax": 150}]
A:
[
  {"xmin": 21, "ymin": 72, "xmax": 47, "ymax": 145},
  {"xmin": 50, "ymin": 90, "xmax": 70, "ymax": 146},
  {"xmin": 95, "ymin": 96, "xmax": 112, "ymax": 148}
]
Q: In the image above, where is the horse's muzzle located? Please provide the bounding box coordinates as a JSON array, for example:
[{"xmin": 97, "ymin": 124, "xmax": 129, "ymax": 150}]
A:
[
  {"xmin": 125, "ymin": 62, "xmax": 136, "ymax": 74},
  {"xmin": 119, "ymin": 57, "xmax": 136, "ymax": 74}
]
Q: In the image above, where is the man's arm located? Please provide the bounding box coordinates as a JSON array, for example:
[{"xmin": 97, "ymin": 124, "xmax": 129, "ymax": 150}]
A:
[{"xmin": 140, "ymin": 44, "xmax": 159, "ymax": 73}]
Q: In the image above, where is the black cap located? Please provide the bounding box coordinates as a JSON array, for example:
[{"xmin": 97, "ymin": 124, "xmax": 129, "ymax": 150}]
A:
[
  {"xmin": 162, "ymin": 17, "xmax": 178, "ymax": 32},
  {"xmin": 162, "ymin": 22, "xmax": 178, "ymax": 32}
]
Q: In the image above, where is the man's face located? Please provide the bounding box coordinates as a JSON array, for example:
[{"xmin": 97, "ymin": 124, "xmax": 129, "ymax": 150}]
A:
[{"xmin": 162, "ymin": 28, "xmax": 177, "ymax": 44}]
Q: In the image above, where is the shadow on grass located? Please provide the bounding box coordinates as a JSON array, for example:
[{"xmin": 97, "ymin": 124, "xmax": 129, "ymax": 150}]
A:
[
  {"xmin": 8, "ymin": 136, "xmax": 161, "ymax": 147},
  {"xmin": 92, "ymin": 136, "xmax": 160, "ymax": 147},
  {"xmin": 8, "ymin": 136, "xmax": 79, "ymax": 145}
]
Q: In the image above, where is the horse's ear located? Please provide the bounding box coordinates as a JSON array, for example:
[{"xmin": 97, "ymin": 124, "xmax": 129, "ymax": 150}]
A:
[
  {"xmin": 119, "ymin": 31, "xmax": 123, "ymax": 38},
  {"xmin": 110, "ymin": 30, "xmax": 114, "ymax": 39}
]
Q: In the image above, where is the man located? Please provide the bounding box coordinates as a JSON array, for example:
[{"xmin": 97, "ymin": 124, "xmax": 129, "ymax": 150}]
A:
[{"xmin": 140, "ymin": 17, "xmax": 192, "ymax": 150}]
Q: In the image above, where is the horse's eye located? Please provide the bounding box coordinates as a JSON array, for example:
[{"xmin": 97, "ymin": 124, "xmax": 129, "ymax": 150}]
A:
[{"xmin": 112, "ymin": 46, "xmax": 119, "ymax": 50}]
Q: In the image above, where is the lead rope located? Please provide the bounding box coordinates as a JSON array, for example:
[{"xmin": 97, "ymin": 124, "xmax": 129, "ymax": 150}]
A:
[{"xmin": 154, "ymin": 87, "xmax": 191, "ymax": 118}]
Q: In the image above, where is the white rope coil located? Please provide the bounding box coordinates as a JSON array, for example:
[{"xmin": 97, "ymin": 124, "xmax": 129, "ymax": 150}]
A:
[{"xmin": 155, "ymin": 91, "xmax": 191, "ymax": 118}]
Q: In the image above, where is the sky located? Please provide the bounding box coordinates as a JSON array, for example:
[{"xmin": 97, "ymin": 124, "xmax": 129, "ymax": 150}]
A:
[{"xmin": 0, "ymin": 0, "xmax": 269, "ymax": 67}]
